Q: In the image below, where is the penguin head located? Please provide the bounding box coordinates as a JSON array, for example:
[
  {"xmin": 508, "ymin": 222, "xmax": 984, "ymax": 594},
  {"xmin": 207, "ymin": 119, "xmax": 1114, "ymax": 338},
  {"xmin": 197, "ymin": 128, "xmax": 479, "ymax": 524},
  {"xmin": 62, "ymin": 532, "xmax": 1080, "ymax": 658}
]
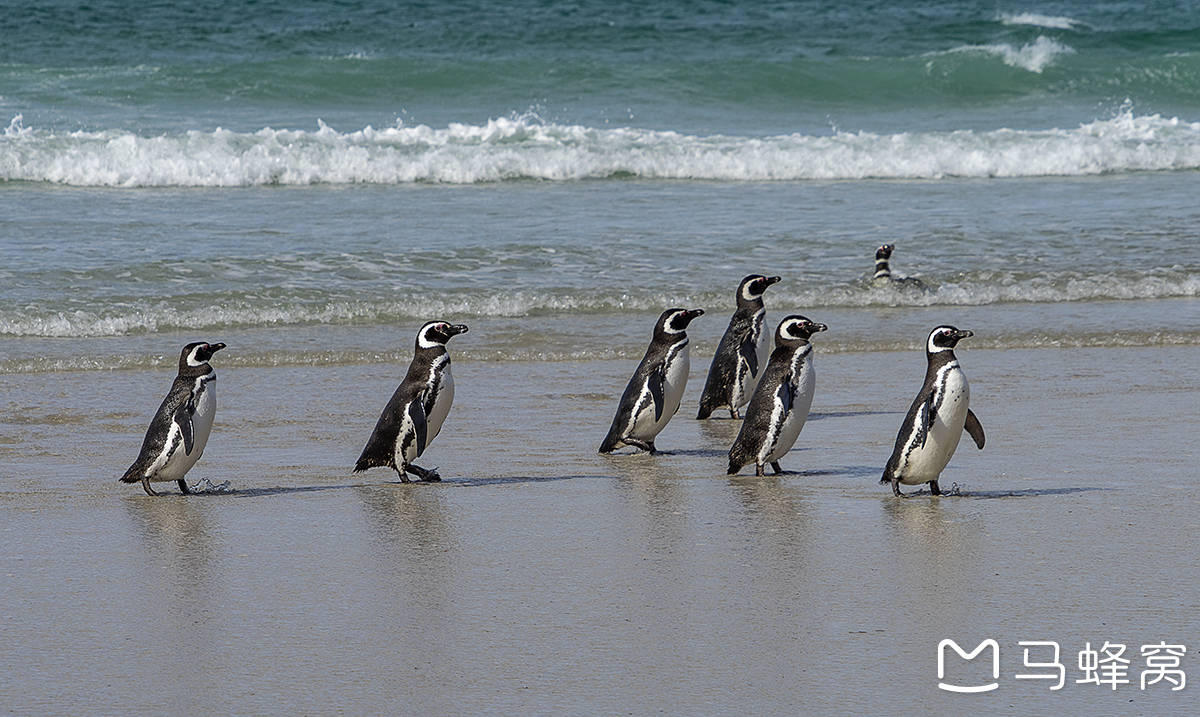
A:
[
  {"xmin": 657, "ymin": 308, "xmax": 704, "ymax": 336},
  {"xmin": 738, "ymin": 274, "xmax": 782, "ymax": 304},
  {"xmin": 876, "ymin": 244, "xmax": 895, "ymax": 260},
  {"xmin": 180, "ymin": 342, "xmax": 226, "ymax": 371},
  {"xmin": 927, "ymin": 325, "xmax": 972, "ymax": 353},
  {"xmin": 776, "ymin": 315, "xmax": 827, "ymax": 345},
  {"xmin": 417, "ymin": 321, "xmax": 470, "ymax": 349}
]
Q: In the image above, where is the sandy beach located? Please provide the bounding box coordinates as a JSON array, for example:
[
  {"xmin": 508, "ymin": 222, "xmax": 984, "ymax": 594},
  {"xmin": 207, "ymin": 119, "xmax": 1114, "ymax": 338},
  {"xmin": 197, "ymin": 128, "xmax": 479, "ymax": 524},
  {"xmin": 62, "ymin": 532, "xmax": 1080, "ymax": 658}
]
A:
[{"xmin": 3, "ymin": 338, "xmax": 1198, "ymax": 715}]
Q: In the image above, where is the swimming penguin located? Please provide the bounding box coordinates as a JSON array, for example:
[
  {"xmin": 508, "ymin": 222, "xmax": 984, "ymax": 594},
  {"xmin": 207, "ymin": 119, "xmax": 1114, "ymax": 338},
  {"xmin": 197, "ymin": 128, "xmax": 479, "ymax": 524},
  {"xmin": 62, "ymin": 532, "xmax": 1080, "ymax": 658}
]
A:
[
  {"xmin": 355, "ymin": 320, "xmax": 468, "ymax": 483},
  {"xmin": 727, "ymin": 315, "xmax": 826, "ymax": 476},
  {"xmin": 600, "ymin": 308, "xmax": 704, "ymax": 455},
  {"xmin": 881, "ymin": 325, "xmax": 985, "ymax": 497},
  {"xmin": 697, "ymin": 274, "xmax": 782, "ymax": 420},
  {"xmin": 120, "ymin": 341, "xmax": 226, "ymax": 496},
  {"xmin": 873, "ymin": 244, "xmax": 927, "ymax": 289}
]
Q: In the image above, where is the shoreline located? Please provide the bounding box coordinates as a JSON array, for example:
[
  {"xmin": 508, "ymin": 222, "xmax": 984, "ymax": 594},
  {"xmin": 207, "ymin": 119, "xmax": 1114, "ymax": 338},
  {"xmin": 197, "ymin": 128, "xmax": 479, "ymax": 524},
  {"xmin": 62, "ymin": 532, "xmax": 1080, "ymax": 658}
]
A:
[{"xmin": 3, "ymin": 343, "xmax": 1197, "ymax": 716}]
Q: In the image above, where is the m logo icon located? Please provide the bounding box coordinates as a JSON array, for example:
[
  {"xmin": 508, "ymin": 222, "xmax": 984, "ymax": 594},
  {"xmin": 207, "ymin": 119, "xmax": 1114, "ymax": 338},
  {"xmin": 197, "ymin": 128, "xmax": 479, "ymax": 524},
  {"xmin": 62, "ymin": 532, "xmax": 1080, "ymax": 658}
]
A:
[{"xmin": 938, "ymin": 639, "xmax": 1000, "ymax": 693}]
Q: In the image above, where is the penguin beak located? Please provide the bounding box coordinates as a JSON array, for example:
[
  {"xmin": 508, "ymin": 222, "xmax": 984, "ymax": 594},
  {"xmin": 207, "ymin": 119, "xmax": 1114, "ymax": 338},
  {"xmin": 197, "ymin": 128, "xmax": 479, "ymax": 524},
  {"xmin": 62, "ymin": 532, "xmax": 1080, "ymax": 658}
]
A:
[
  {"xmin": 687, "ymin": 308, "xmax": 705, "ymax": 321},
  {"xmin": 207, "ymin": 342, "xmax": 227, "ymax": 353},
  {"xmin": 812, "ymin": 323, "xmax": 828, "ymax": 333},
  {"xmin": 447, "ymin": 324, "xmax": 469, "ymax": 336},
  {"xmin": 764, "ymin": 276, "xmax": 781, "ymax": 287},
  {"xmin": 955, "ymin": 330, "xmax": 973, "ymax": 341}
]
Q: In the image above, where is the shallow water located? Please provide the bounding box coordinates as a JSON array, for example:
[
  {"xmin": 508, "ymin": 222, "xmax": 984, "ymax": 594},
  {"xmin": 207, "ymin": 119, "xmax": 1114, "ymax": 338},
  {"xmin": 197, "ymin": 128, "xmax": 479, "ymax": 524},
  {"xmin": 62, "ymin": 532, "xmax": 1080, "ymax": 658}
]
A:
[
  {"xmin": 4, "ymin": 2, "xmax": 1200, "ymax": 713},
  {"xmin": 3, "ymin": 343, "xmax": 1198, "ymax": 715}
]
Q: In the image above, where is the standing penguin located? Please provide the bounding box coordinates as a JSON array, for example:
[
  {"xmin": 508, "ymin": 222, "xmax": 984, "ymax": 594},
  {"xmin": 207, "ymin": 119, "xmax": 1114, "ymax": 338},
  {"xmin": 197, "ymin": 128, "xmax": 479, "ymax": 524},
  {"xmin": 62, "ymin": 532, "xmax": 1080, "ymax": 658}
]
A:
[
  {"xmin": 697, "ymin": 274, "xmax": 781, "ymax": 420},
  {"xmin": 872, "ymin": 244, "xmax": 927, "ymax": 289},
  {"xmin": 120, "ymin": 341, "xmax": 226, "ymax": 496},
  {"xmin": 881, "ymin": 326, "xmax": 985, "ymax": 497},
  {"xmin": 727, "ymin": 316, "xmax": 826, "ymax": 476},
  {"xmin": 600, "ymin": 308, "xmax": 704, "ymax": 455},
  {"xmin": 355, "ymin": 320, "xmax": 468, "ymax": 483}
]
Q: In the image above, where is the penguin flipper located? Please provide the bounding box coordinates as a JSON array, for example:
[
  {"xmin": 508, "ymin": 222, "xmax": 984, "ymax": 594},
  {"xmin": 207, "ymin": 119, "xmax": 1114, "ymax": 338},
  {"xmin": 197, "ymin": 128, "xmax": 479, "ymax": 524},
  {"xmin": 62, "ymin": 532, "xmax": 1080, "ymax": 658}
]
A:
[
  {"xmin": 777, "ymin": 373, "xmax": 795, "ymax": 413},
  {"xmin": 173, "ymin": 401, "xmax": 196, "ymax": 456},
  {"xmin": 914, "ymin": 398, "xmax": 932, "ymax": 449},
  {"xmin": 965, "ymin": 409, "xmax": 985, "ymax": 449},
  {"xmin": 410, "ymin": 397, "xmax": 430, "ymax": 457},
  {"xmin": 648, "ymin": 363, "xmax": 666, "ymax": 422}
]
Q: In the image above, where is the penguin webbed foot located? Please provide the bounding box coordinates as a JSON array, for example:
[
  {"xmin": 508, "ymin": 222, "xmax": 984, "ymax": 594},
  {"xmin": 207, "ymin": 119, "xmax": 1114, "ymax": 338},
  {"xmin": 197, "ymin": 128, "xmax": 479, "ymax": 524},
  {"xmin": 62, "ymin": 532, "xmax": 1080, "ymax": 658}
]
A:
[
  {"xmin": 622, "ymin": 438, "xmax": 659, "ymax": 455},
  {"xmin": 890, "ymin": 479, "xmax": 906, "ymax": 498},
  {"xmin": 730, "ymin": 409, "xmax": 740, "ymax": 420},
  {"xmin": 929, "ymin": 480, "xmax": 941, "ymax": 496},
  {"xmin": 178, "ymin": 479, "xmax": 191, "ymax": 495},
  {"xmin": 407, "ymin": 464, "xmax": 441, "ymax": 482},
  {"xmin": 141, "ymin": 477, "xmax": 159, "ymax": 496},
  {"xmin": 770, "ymin": 461, "xmax": 785, "ymax": 475}
]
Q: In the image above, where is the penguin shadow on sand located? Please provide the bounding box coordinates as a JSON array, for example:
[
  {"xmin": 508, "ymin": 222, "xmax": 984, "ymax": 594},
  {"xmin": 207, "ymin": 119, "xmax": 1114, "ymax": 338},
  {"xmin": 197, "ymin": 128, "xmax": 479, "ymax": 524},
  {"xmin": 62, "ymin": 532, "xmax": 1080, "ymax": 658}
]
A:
[{"xmin": 939, "ymin": 485, "xmax": 1114, "ymax": 500}]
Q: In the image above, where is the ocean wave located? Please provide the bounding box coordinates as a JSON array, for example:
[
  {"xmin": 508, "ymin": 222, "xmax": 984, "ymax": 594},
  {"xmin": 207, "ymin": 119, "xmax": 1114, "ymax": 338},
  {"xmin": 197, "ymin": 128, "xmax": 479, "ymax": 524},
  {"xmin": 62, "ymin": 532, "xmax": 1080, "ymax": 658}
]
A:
[
  {"xmin": 999, "ymin": 13, "xmax": 1090, "ymax": 32},
  {"xmin": 3, "ymin": 328, "xmax": 1198, "ymax": 374},
  {"xmin": 3, "ymin": 270, "xmax": 1197, "ymax": 337},
  {"xmin": 4, "ymin": 109, "xmax": 1200, "ymax": 186},
  {"xmin": 936, "ymin": 36, "xmax": 1076, "ymax": 74}
]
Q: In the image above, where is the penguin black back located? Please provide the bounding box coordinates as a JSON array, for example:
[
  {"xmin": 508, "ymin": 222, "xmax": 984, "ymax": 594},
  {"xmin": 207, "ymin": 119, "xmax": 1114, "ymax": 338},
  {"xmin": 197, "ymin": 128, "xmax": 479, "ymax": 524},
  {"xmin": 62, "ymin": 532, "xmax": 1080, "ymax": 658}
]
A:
[
  {"xmin": 120, "ymin": 341, "xmax": 226, "ymax": 496},
  {"xmin": 600, "ymin": 308, "xmax": 704, "ymax": 454},
  {"xmin": 355, "ymin": 320, "xmax": 468, "ymax": 482},
  {"xmin": 727, "ymin": 316, "xmax": 826, "ymax": 475},
  {"xmin": 873, "ymin": 244, "xmax": 895, "ymax": 280},
  {"xmin": 697, "ymin": 274, "xmax": 781, "ymax": 420},
  {"xmin": 872, "ymin": 243, "xmax": 927, "ymax": 289},
  {"xmin": 881, "ymin": 326, "xmax": 984, "ymax": 496}
]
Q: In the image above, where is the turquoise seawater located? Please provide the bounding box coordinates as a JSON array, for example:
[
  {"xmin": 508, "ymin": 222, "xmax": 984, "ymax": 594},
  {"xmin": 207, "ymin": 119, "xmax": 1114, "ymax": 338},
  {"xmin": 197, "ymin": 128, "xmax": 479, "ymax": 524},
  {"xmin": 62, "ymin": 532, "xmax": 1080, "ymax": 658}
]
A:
[{"xmin": 1, "ymin": 0, "xmax": 1198, "ymax": 361}]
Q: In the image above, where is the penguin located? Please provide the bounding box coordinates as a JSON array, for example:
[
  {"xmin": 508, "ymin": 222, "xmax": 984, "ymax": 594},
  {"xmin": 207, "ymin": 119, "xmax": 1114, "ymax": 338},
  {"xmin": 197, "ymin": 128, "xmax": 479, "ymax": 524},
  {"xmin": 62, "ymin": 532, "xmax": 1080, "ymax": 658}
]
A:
[
  {"xmin": 727, "ymin": 315, "xmax": 826, "ymax": 476},
  {"xmin": 355, "ymin": 320, "xmax": 468, "ymax": 483},
  {"xmin": 600, "ymin": 308, "xmax": 704, "ymax": 455},
  {"xmin": 120, "ymin": 341, "xmax": 227, "ymax": 496},
  {"xmin": 697, "ymin": 274, "xmax": 782, "ymax": 420},
  {"xmin": 881, "ymin": 325, "xmax": 985, "ymax": 497},
  {"xmin": 872, "ymin": 244, "xmax": 927, "ymax": 289}
]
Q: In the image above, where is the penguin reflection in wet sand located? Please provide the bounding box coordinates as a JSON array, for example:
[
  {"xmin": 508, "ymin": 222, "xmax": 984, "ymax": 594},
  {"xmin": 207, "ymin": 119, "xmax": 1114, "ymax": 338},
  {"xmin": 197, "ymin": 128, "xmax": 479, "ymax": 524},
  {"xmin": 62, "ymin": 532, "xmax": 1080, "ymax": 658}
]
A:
[
  {"xmin": 728, "ymin": 316, "xmax": 826, "ymax": 476},
  {"xmin": 873, "ymin": 244, "xmax": 927, "ymax": 289},
  {"xmin": 120, "ymin": 341, "xmax": 226, "ymax": 496},
  {"xmin": 600, "ymin": 308, "xmax": 704, "ymax": 455},
  {"xmin": 697, "ymin": 274, "xmax": 781, "ymax": 420},
  {"xmin": 881, "ymin": 326, "xmax": 985, "ymax": 497},
  {"xmin": 355, "ymin": 320, "xmax": 468, "ymax": 483}
]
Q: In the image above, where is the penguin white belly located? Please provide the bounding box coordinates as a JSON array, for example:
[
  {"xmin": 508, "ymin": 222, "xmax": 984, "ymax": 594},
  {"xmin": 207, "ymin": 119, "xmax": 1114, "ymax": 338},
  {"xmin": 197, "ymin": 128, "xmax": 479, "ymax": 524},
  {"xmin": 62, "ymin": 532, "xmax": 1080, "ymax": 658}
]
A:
[
  {"xmin": 424, "ymin": 367, "xmax": 455, "ymax": 444},
  {"xmin": 151, "ymin": 384, "xmax": 217, "ymax": 483},
  {"xmin": 629, "ymin": 347, "xmax": 689, "ymax": 441},
  {"xmin": 394, "ymin": 406, "xmax": 421, "ymax": 467},
  {"xmin": 762, "ymin": 359, "xmax": 815, "ymax": 464},
  {"xmin": 898, "ymin": 371, "xmax": 969, "ymax": 485}
]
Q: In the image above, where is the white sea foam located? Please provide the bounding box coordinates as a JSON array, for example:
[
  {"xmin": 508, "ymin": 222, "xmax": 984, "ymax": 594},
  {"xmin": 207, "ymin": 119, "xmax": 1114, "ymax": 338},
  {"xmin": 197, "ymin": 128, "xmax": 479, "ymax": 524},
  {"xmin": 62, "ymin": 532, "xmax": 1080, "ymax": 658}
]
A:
[
  {"xmin": 940, "ymin": 36, "xmax": 1075, "ymax": 73},
  {"xmin": 3, "ymin": 110, "xmax": 1200, "ymax": 186},
  {"xmin": 2, "ymin": 109, "xmax": 1200, "ymax": 188},
  {"xmin": 2, "ymin": 270, "xmax": 1197, "ymax": 338},
  {"xmin": 999, "ymin": 13, "xmax": 1089, "ymax": 31}
]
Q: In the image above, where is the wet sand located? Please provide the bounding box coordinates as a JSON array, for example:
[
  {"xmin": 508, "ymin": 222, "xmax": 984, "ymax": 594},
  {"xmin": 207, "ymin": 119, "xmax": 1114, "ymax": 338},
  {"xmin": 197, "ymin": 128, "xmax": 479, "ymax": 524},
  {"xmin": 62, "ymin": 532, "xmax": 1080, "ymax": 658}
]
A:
[{"xmin": 3, "ymin": 344, "xmax": 1199, "ymax": 715}]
